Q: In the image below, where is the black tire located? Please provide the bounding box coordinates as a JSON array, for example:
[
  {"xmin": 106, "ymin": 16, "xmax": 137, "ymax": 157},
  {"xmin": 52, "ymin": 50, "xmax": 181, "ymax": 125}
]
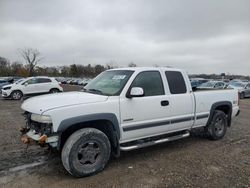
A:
[
  {"xmin": 50, "ymin": 88, "xmax": 60, "ymax": 93},
  {"xmin": 240, "ymin": 92, "xmax": 245, "ymax": 99},
  {"xmin": 62, "ymin": 128, "xmax": 111, "ymax": 177},
  {"xmin": 206, "ymin": 110, "xmax": 227, "ymax": 140},
  {"xmin": 11, "ymin": 90, "xmax": 23, "ymax": 100}
]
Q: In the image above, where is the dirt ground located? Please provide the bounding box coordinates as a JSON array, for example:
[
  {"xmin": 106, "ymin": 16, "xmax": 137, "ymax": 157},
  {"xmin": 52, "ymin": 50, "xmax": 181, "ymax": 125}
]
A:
[{"xmin": 0, "ymin": 85, "xmax": 250, "ymax": 188}]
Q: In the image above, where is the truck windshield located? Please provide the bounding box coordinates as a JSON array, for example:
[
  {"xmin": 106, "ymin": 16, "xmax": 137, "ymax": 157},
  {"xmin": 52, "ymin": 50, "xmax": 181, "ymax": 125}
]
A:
[{"xmin": 84, "ymin": 70, "xmax": 134, "ymax": 96}]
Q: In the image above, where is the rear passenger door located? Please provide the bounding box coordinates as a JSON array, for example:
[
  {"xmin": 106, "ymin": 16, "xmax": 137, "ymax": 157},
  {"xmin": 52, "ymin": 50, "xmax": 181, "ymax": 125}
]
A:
[
  {"xmin": 165, "ymin": 71, "xmax": 194, "ymax": 130},
  {"xmin": 36, "ymin": 78, "xmax": 52, "ymax": 93}
]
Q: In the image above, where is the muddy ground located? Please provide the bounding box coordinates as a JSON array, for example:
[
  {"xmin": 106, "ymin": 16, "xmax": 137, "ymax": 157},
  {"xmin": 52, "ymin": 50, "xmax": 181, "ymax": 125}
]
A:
[{"xmin": 0, "ymin": 85, "xmax": 249, "ymax": 188}]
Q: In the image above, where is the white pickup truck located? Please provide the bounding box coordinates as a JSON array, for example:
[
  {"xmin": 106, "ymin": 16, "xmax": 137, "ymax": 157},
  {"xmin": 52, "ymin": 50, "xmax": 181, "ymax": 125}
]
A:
[{"xmin": 21, "ymin": 67, "xmax": 240, "ymax": 177}]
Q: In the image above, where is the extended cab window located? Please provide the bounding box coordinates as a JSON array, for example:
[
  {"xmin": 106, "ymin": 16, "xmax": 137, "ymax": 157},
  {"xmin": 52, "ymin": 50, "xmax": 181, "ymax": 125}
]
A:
[
  {"xmin": 165, "ymin": 71, "xmax": 187, "ymax": 94},
  {"xmin": 37, "ymin": 78, "xmax": 52, "ymax": 83},
  {"xmin": 130, "ymin": 71, "xmax": 164, "ymax": 96}
]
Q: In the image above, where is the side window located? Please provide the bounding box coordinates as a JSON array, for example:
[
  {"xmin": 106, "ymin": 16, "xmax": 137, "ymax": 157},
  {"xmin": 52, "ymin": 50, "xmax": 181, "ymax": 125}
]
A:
[
  {"xmin": 37, "ymin": 78, "xmax": 52, "ymax": 83},
  {"xmin": 130, "ymin": 71, "xmax": 164, "ymax": 96},
  {"xmin": 216, "ymin": 82, "xmax": 224, "ymax": 88},
  {"xmin": 246, "ymin": 84, "xmax": 250, "ymax": 89},
  {"xmin": 23, "ymin": 78, "xmax": 37, "ymax": 85},
  {"xmin": 165, "ymin": 71, "xmax": 187, "ymax": 94}
]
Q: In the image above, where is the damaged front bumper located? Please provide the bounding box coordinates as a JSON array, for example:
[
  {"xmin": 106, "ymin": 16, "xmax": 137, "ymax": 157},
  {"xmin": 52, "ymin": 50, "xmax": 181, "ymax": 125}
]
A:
[
  {"xmin": 21, "ymin": 129, "xmax": 59, "ymax": 148},
  {"xmin": 21, "ymin": 112, "xmax": 59, "ymax": 148}
]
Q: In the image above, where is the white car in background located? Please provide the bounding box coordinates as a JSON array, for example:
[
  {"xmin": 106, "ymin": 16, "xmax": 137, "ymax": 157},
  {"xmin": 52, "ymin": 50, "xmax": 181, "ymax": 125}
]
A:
[
  {"xmin": 1, "ymin": 76, "xmax": 63, "ymax": 100},
  {"xmin": 197, "ymin": 81, "xmax": 227, "ymax": 89}
]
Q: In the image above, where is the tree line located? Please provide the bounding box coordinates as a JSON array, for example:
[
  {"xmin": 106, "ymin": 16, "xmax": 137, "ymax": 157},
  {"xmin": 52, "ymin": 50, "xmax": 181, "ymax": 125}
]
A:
[
  {"xmin": 0, "ymin": 48, "xmax": 139, "ymax": 78},
  {"xmin": 0, "ymin": 57, "xmax": 110, "ymax": 78},
  {"xmin": 0, "ymin": 48, "xmax": 249, "ymax": 80}
]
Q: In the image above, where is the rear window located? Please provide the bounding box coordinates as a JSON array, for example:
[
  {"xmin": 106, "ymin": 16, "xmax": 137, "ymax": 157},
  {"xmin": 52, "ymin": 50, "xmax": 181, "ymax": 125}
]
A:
[
  {"xmin": 165, "ymin": 71, "xmax": 187, "ymax": 94},
  {"xmin": 37, "ymin": 78, "xmax": 52, "ymax": 83}
]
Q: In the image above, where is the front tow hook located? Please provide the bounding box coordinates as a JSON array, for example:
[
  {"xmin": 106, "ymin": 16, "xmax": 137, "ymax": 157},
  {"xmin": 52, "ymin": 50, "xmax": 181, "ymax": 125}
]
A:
[{"xmin": 20, "ymin": 127, "xmax": 30, "ymax": 144}]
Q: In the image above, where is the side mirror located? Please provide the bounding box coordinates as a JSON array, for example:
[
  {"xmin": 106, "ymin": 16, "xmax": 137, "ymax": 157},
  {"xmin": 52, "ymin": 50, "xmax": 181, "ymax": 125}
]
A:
[
  {"xmin": 24, "ymin": 82, "xmax": 28, "ymax": 86},
  {"xmin": 128, "ymin": 87, "xmax": 144, "ymax": 98}
]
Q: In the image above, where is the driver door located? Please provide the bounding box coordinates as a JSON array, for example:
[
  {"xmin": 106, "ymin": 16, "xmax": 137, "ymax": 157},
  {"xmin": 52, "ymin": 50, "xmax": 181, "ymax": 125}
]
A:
[
  {"xmin": 119, "ymin": 71, "xmax": 171, "ymax": 142},
  {"xmin": 22, "ymin": 78, "xmax": 38, "ymax": 94}
]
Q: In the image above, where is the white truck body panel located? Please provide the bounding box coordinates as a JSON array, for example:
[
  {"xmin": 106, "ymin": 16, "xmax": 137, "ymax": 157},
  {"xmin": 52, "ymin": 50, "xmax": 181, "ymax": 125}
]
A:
[{"xmin": 21, "ymin": 67, "xmax": 240, "ymax": 145}]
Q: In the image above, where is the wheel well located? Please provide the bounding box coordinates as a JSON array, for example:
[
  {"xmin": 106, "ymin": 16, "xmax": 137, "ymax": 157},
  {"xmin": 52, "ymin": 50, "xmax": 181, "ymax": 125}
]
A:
[
  {"xmin": 11, "ymin": 90, "xmax": 23, "ymax": 95},
  {"xmin": 59, "ymin": 120, "xmax": 120, "ymax": 156},
  {"xmin": 212, "ymin": 104, "xmax": 232, "ymax": 127},
  {"xmin": 215, "ymin": 105, "xmax": 230, "ymax": 116},
  {"xmin": 50, "ymin": 88, "xmax": 59, "ymax": 91}
]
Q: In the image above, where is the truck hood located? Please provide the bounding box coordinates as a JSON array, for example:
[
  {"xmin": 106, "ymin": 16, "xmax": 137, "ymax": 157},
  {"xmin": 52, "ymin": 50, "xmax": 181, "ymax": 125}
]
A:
[{"xmin": 21, "ymin": 91, "xmax": 108, "ymax": 114}]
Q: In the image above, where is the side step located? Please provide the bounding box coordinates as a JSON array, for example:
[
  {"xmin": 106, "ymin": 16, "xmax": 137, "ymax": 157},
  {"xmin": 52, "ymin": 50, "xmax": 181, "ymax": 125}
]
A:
[{"xmin": 120, "ymin": 131, "xmax": 190, "ymax": 151}]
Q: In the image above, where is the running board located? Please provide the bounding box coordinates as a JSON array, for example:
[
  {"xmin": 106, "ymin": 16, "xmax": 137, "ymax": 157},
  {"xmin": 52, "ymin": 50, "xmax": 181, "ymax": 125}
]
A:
[{"xmin": 120, "ymin": 131, "xmax": 190, "ymax": 151}]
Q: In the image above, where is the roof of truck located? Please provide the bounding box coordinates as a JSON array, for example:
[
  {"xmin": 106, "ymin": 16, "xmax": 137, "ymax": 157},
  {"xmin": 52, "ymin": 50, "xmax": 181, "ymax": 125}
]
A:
[{"xmin": 110, "ymin": 67, "xmax": 183, "ymax": 72}]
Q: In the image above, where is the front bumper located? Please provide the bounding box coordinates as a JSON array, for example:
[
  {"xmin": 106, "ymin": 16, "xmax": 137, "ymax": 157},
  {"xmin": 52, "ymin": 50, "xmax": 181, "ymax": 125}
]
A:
[
  {"xmin": 1, "ymin": 89, "xmax": 11, "ymax": 98},
  {"xmin": 21, "ymin": 112, "xmax": 59, "ymax": 148},
  {"xmin": 21, "ymin": 129, "xmax": 59, "ymax": 147}
]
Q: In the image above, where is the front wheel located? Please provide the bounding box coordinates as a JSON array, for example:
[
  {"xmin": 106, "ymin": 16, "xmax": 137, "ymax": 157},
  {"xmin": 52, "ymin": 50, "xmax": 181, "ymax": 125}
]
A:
[
  {"xmin": 11, "ymin": 90, "xmax": 23, "ymax": 100},
  {"xmin": 206, "ymin": 110, "xmax": 227, "ymax": 140},
  {"xmin": 62, "ymin": 128, "xmax": 111, "ymax": 177}
]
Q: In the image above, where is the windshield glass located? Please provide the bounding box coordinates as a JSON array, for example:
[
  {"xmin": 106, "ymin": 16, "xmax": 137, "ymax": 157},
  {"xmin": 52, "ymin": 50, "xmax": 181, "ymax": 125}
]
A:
[
  {"xmin": 14, "ymin": 78, "xmax": 25, "ymax": 84},
  {"xmin": 84, "ymin": 70, "xmax": 134, "ymax": 96}
]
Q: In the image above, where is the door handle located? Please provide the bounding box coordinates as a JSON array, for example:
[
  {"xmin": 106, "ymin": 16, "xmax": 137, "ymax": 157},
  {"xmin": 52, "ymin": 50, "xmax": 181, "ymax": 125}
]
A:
[{"xmin": 161, "ymin": 100, "xmax": 169, "ymax": 106}]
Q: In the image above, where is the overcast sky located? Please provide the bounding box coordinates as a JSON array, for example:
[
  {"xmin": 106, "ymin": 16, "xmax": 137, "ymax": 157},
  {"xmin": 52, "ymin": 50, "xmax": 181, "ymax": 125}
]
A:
[{"xmin": 1, "ymin": 0, "xmax": 250, "ymax": 75}]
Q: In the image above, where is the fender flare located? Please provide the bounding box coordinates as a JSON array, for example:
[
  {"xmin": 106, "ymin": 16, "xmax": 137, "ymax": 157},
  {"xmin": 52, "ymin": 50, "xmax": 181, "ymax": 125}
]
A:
[
  {"xmin": 207, "ymin": 101, "xmax": 232, "ymax": 127},
  {"xmin": 57, "ymin": 113, "xmax": 120, "ymax": 138}
]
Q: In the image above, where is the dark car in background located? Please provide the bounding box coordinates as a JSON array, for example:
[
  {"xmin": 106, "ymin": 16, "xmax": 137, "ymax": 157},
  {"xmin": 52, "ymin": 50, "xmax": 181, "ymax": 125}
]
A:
[
  {"xmin": 0, "ymin": 79, "xmax": 9, "ymax": 91},
  {"xmin": 228, "ymin": 82, "xmax": 250, "ymax": 99}
]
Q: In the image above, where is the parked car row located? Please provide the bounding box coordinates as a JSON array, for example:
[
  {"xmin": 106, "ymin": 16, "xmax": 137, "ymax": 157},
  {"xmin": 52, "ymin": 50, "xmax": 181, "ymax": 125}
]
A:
[
  {"xmin": 1, "ymin": 76, "xmax": 63, "ymax": 100},
  {"xmin": 228, "ymin": 82, "xmax": 250, "ymax": 99},
  {"xmin": 190, "ymin": 77, "xmax": 250, "ymax": 99},
  {"xmin": 56, "ymin": 77, "xmax": 92, "ymax": 86}
]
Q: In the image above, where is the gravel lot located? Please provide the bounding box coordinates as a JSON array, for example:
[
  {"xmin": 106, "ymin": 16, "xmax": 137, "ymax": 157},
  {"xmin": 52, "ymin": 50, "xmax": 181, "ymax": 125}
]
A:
[{"xmin": 0, "ymin": 85, "xmax": 250, "ymax": 188}]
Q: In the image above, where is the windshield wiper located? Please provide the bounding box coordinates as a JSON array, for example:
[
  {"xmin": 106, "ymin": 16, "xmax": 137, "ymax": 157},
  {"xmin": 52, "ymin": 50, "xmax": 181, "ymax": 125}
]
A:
[{"xmin": 86, "ymin": 88, "xmax": 104, "ymax": 95}]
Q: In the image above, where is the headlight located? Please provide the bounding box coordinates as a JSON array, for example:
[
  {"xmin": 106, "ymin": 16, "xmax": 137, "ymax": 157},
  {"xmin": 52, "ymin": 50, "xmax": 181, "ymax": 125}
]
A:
[
  {"xmin": 31, "ymin": 114, "xmax": 52, "ymax": 123},
  {"xmin": 3, "ymin": 86, "xmax": 11, "ymax": 90}
]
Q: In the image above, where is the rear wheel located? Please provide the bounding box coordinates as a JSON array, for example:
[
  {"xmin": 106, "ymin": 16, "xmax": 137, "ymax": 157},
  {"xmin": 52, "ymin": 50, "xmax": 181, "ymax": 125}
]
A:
[
  {"xmin": 11, "ymin": 90, "xmax": 23, "ymax": 100},
  {"xmin": 62, "ymin": 128, "xmax": 111, "ymax": 177},
  {"xmin": 240, "ymin": 92, "xmax": 245, "ymax": 99},
  {"xmin": 206, "ymin": 110, "xmax": 227, "ymax": 140},
  {"xmin": 50, "ymin": 88, "xmax": 60, "ymax": 93}
]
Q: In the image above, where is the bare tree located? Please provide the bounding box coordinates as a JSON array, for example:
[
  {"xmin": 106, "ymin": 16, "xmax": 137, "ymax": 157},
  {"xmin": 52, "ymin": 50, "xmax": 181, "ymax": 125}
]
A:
[{"xmin": 19, "ymin": 48, "xmax": 43, "ymax": 76}]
